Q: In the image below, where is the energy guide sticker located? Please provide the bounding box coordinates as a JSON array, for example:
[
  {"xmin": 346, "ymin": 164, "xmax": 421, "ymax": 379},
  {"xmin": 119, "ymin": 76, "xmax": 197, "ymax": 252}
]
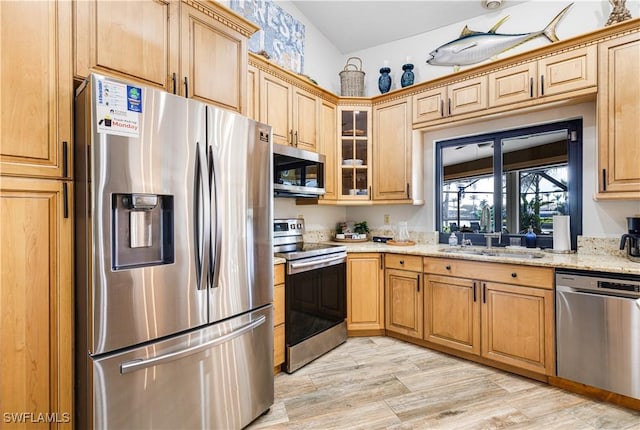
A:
[{"xmin": 96, "ymin": 80, "xmax": 141, "ymax": 137}]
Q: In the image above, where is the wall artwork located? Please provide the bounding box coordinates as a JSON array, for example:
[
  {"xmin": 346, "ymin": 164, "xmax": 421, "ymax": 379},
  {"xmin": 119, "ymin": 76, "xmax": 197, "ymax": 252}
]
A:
[{"xmin": 230, "ymin": 0, "xmax": 305, "ymax": 74}]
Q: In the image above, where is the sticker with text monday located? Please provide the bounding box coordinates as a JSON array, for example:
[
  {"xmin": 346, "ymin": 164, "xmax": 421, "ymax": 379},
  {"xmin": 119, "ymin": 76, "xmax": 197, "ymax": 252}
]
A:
[{"xmin": 96, "ymin": 80, "xmax": 142, "ymax": 138}]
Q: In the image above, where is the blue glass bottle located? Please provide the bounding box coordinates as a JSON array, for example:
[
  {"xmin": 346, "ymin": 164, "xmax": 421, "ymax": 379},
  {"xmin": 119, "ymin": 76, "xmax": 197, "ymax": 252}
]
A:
[
  {"xmin": 401, "ymin": 63, "xmax": 414, "ymax": 87},
  {"xmin": 378, "ymin": 67, "xmax": 391, "ymax": 94},
  {"xmin": 525, "ymin": 227, "xmax": 537, "ymax": 248}
]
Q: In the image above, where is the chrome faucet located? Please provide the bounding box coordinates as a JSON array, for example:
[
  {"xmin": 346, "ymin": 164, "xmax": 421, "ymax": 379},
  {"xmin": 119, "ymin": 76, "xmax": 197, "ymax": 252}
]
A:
[
  {"xmin": 460, "ymin": 233, "xmax": 472, "ymax": 247},
  {"xmin": 484, "ymin": 232, "xmax": 501, "ymax": 248}
]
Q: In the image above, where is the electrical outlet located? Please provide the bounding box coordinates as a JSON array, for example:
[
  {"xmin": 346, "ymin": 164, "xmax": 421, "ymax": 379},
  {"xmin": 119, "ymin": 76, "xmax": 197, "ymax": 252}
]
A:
[{"xmin": 384, "ymin": 214, "xmax": 391, "ymax": 224}]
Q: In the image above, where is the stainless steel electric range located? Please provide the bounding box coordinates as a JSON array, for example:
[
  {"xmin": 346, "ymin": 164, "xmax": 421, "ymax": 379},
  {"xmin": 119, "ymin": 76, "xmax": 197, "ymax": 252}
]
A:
[{"xmin": 274, "ymin": 218, "xmax": 347, "ymax": 373}]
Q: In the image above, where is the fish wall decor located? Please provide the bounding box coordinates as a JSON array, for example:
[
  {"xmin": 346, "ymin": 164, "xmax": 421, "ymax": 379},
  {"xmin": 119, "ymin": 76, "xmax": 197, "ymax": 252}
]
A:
[{"xmin": 427, "ymin": 3, "xmax": 573, "ymax": 67}]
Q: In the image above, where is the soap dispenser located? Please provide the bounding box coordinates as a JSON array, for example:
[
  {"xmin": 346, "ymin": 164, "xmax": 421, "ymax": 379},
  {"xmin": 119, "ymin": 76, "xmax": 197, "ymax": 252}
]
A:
[
  {"xmin": 448, "ymin": 232, "xmax": 458, "ymax": 246},
  {"xmin": 525, "ymin": 226, "xmax": 537, "ymax": 248}
]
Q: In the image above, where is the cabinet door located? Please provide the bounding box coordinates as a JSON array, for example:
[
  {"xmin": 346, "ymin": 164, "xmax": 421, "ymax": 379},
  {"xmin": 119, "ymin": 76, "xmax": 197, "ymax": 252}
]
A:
[
  {"xmin": 538, "ymin": 46, "xmax": 597, "ymax": 97},
  {"xmin": 448, "ymin": 76, "xmax": 488, "ymax": 116},
  {"xmin": 489, "ymin": 62, "xmax": 538, "ymax": 107},
  {"xmin": 597, "ymin": 33, "xmax": 640, "ymax": 198},
  {"xmin": 412, "ymin": 87, "xmax": 446, "ymax": 123},
  {"xmin": 339, "ymin": 107, "xmax": 371, "ymax": 200},
  {"xmin": 74, "ymin": 0, "xmax": 177, "ymax": 89},
  {"xmin": 481, "ymin": 282, "xmax": 554, "ymax": 375},
  {"xmin": 260, "ymin": 74, "xmax": 293, "ymax": 147},
  {"xmin": 247, "ymin": 64, "xmax": 259, "ymax": 121},
  {"xmin": 347, "ymin": 254, "xmax": 384, "ymax": 332},
  {"xmin": 0, "ymin": 177, "xmax": 73, "ymax": 428},
  {"xmin": 424, "ymin": 275, "xmax": 480, "ymax": 355},
  {"xmin": 292, "ymin": 88, "xmax": 318, "ymax": 152},
  {"xmin": 385, "ymin": 269, "xmax": 423, "ymax": 339},
  {"xmin": 1, "ymin": 0, "xmax": 72, "ymax": 179},
  {"xmin": 373, "ymin": 98, "xmax": 412, "ymax": 200},
  {"xmin": 180, "ymin": 1, "xmax": 248, "ymax": 112},
  {"xmin": 319, "ymin": 100, "xmax": 338, "ymax": 201}
]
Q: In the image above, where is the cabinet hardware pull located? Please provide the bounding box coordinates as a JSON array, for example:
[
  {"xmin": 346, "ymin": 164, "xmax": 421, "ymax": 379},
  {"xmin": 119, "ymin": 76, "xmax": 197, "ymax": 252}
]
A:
[
  {"xmin": 289, "ymin": 129, "xmax": 293, "ymax": 145},
  {"xmin": 172, "ymin": 73, "xmax": 177, "ymax": 94},
  {"xmin": 529, "ymin": 77, "xmax": 534, "ymax": 98},
  {"xmin": 184, "ymin": 76, "xmax": 189, "ymax": 98},
  {"xmin": 380, "ymin": 254, "xmax": 384, "ymax": 270},
  {"xmin": 602, "ymin": 169, "xmax": 607, "ymax": 191},
  {"xmin": 294, "ymin": 130, "xmax": 298, "ymax": 147},
  {"xmin": 416, "ymin": 274, "xmax": 420, "ymax": 292},
  {"xmin": 511, "ymin": 272, "xmax": 517, "ymax": 278},
  {"xmin": 369, "ymin": 186, "xmax": 372, "ymax": 200},
  {"xmin": 63, "ymin": 183, "xmax": 69, "ymax": 219},
  {"xmin": 445, "ymin": 265, "xmax": 451, "ymax": 270},
  {"xmin": 440, "ymin": 99, "xmax": 444, "ymax": 117},
  {"xmin": 540, "ymin": 75, "xmax": 544, "ymax": 96},
  {"xmin": 399, "ymin": 260, "xmax": 404, "ymax": 264},
  {"xmin": 448, "ymin": 98, "xmax": 452, "ymax": 116},
  {"xmin": 473, "ymin": 281, "xmax": 477, "ymax": 302},
  {"xmin": 483, "ymin": 283, "xmax": 487, "ymax": 304},
  {"xmin": 62, "ymin": 141, "xmax": 68, "ymax": 178},
  {"xmin": 406, "ymin": 183, "xmax": 410, "ymax": 198}
]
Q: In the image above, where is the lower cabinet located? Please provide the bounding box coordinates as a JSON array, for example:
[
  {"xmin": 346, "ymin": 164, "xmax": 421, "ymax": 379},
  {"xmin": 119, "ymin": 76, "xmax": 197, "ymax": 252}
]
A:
[
  {"xmin": 385, "ymin": 254, "xmax": 423, "ymax": 339},
  {"xmin": 346, "ymin": 253, "xmax": 384, "ymax": 334},
  {"xmin": 423, "ymin": 257, "xmax": 555, "ymax": 376},
  {"xmin": 273, "ymin": 263, "xmax": 285, "ymax": 372}
]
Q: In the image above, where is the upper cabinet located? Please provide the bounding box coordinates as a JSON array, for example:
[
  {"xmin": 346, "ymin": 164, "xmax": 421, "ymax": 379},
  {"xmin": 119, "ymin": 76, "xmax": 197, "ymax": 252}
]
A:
[
  {"xmin": 489, "ymin": 46, "xmax": 597, "ymax": 107},
  {"xmin": 373, "ymin": 98, "xmax": 413, "ymax": 201},
  {"xmin": 339, "ymin": 105, "xmax": 372, "ymax": 200},
  {"xmin": 74, "ymin": 0, "xmax": 257, "ymax": 113},
  {"xmin": 597, "ymin": 32, "xmax": 640, "ymax": 199},
  {"xmin": 1, "ymin": 0, "xmax": 73, "ymax": 179},
  {"xmin": 319, "ymin": 100, "xmax": 338, "ymax": 201},
  {"xmin": 412, "ymin": 76, "xmax": 487, "ymax": 123}
]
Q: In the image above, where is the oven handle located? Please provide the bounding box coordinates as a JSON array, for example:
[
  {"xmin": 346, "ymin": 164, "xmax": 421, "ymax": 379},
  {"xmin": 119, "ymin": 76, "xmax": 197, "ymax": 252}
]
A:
[{"xmin": 288, "ymin": 254, "xmax": 346, "ymax": 274}]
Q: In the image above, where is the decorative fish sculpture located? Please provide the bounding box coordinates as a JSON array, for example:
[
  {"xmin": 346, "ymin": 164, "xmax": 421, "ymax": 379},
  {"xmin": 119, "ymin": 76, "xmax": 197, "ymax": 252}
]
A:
[{"xmin": 427, "ymin": 3, "xmax": 573, "ymax": 67}]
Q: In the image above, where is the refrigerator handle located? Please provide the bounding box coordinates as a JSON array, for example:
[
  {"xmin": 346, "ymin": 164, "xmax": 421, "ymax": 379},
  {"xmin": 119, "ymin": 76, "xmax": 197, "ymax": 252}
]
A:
[
  {"xmin": 208, "ymin": 145, "xmax": 222, "ymax": 288},
  {"xmin": 194, "ymin": 142, "xmax": 211, "ymax": 290},
  {"xmin": 119, "ymin": 315, "xmax": 267, "ymax": 374}
]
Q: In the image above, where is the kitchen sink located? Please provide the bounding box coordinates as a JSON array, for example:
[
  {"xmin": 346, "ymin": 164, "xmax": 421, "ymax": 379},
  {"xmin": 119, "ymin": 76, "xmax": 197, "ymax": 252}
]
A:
[{"xmin": 439, "ymin": 247, "xmax": 546, "ymax": 259}]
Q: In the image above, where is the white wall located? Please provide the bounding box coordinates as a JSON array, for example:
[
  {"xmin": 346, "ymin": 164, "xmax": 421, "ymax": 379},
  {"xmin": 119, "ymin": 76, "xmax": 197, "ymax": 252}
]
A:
[
  {"xmin": 346, "ymin": 0, "xmax": 640, "ymax": 96},
  {"xmin": 274, "ymin": 198, "xmax": 347, "ymax": 231}
]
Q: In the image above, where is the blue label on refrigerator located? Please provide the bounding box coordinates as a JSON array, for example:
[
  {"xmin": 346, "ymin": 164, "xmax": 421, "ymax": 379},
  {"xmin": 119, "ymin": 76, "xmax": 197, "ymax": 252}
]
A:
[{"xmin": 127, "ymin": 86, "xmax": 142, "ymax": 113}]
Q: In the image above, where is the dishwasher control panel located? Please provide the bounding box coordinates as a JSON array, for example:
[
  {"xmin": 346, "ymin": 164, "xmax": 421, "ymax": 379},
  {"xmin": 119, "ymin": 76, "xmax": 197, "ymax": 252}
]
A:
[{"xmin": 556, "ymin": 270, "xmax": 640, "ymax": 298}]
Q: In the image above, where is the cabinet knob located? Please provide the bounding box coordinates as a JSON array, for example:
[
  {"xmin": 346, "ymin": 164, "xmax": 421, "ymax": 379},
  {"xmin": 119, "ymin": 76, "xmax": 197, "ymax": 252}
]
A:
[
  {"xmin": 445, "ymin": 265, "xmax": 451, "ymax": 270},
  {"xmin": 399, "ymin": 260, "xmax": 404, "ymax": 265},
  {"xmin": 511, "ymin": 272, "xmax": 517, "ymax": 278}
]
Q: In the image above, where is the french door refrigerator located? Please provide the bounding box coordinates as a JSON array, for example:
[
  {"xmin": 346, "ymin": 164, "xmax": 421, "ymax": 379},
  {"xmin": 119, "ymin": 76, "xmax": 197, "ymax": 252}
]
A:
[{"xmin": 74, "ymin": 74, "xmax": 273, "ymax": 429}]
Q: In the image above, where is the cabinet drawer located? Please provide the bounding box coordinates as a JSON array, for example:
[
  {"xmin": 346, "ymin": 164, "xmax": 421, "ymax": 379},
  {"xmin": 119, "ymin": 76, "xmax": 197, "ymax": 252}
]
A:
[
  {"xmin": 273, "ymin": 323, "xmax": 285, "ymax": 367},
  {"xmin": 274, "ymin": 284, "xmax": 285, "ymax": 326},
  {"xmin": 274, "ymin": 263, "xmax": 285, "ymax": 285},
  {"xmin": 385, "ymin": 254, "xmax": 423, "ymax": 272},
  {"xmin": 423, "ymin": 257, "xmax": 553, "ymax": 289}
]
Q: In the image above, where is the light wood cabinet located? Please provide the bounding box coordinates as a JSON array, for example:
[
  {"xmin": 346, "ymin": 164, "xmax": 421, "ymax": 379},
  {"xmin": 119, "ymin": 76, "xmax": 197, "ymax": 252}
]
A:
[
  {"xmin": 412, "ymin": 76, "xmax": 487, "ymax": 124},
  {"xmin": 1, "ymin": 177, "xmax": 73, "ymax": 429},
  {"xmin": 74, "ymin": 0, "xmax": 256, "ymax": 113},
  {"xmin": 259, "ymin": 73, "xmax": 319, "ymax": 151},
  {"xmin": 385, "ymin": 256, "xmax": 423, "ymax": 339},
  {"xmin": 424, "ymin": 274, "xmax": 480, "ymax": 355},
  {"xmin": 597, "ymin": 32, "xmax": 640, "ymax": 198},
  {"xmin": 423, "ymin": 257, "xmax": 554, "ymax": 376},
  {"xmin": 489, "ymin": 46, "xmax": 597, "ymax": 107},
  {"xmin": 339, "ymin": 106, "xmax": 372, "ymax": 200},
  {"xmin": 0, "ymin": 0, "xmax": 72, "ymax": 179},
  {"xmin": 273, "ymin": 263, "xmax": 285, "ymax": 371},
  {"xmin": 319, "ymin": 100, "xmax": 338, "ymax": 201},
  {"xmin": 247, "ymin": 64, "xmax": 259, "ymax": 121},
  {"xmin": 346, "ymin": 254, "xmax": 385, "ymax": 334},
  {"xmin": 373, "ymin": 98, "xmax": 412, "ymax": 201}
]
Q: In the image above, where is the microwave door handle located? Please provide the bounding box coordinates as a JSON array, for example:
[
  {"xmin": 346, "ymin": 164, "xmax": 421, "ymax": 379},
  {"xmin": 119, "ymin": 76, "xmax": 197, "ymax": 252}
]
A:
[
  {"xmin": 119, "ymin": 315, "xmax": 267, "ymax": 374},
  {"xmin": 208, "ymin": 145, "xmax": 222, "ymax": 288}
]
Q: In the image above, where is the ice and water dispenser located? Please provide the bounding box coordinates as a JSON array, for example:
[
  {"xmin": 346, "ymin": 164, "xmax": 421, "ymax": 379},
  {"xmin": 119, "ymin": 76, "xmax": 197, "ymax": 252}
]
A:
[{"xmin": 112, "ymin": 193, "xmax": 174, "ymax": 269}]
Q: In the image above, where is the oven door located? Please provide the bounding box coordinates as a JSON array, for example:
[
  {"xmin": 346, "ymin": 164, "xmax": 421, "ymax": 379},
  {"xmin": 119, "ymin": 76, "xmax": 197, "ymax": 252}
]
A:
[{"xmin": 284, "ymin": 253, "xmax": 347, "ymax": 372}]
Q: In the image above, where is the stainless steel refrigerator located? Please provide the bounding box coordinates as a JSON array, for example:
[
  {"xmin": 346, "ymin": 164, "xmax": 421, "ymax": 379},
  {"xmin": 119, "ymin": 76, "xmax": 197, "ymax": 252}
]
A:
[{"xmin": 74, "ymin": 73, "xmax": 273, "ymax": 429}]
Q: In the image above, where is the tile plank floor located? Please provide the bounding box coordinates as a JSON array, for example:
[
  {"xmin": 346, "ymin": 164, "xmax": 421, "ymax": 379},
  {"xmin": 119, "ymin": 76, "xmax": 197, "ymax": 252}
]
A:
[{"xmin": 248, "ymin": 337, "xmax": 640, "ymax": 430}]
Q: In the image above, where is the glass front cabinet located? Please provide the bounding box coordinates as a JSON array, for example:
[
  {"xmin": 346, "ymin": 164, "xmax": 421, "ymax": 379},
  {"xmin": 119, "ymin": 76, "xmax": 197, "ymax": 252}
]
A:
[{"xmin": 339, "ymin": 105, "xmax": 372, "ymax": 201}]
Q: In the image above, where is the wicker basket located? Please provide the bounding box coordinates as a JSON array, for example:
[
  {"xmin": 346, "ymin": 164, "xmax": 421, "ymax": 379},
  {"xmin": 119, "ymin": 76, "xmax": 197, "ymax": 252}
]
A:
[{"xmin": 339, "ymin": 57, "xmax": 365, "ymax": 97}]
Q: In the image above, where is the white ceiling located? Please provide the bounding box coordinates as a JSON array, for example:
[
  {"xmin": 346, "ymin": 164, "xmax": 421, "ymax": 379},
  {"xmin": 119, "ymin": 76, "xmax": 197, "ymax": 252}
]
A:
[{"xmin": 290, "ymin": 0, "xmax": 527, "ymax": 54}]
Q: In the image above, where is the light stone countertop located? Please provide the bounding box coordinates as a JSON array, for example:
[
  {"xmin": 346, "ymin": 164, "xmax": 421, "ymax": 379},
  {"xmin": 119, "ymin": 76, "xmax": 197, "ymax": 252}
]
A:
[
  {"xmin": 322, "ymin": 241, "xmax": 640, "ymax": 276},
  {"xmin": 274, "ymin": 256, "xmax": 286, "ymax": 265}
]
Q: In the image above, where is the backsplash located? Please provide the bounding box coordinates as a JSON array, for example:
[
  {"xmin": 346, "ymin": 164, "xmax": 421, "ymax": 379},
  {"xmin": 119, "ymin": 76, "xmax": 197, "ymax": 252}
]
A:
[
  {"xmin": 303, "ymin": 229, "xmax": 438, "ymax": 244},
  {"xmin": 577, "ymin": 236, "xmax": 626, "ymax": 257}
]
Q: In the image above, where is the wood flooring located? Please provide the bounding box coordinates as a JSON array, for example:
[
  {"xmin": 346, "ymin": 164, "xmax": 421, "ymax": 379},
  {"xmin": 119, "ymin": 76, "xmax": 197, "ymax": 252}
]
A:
[{"xmin": 248, "ymin": 336, "xmax": 640, "ymax": 430}]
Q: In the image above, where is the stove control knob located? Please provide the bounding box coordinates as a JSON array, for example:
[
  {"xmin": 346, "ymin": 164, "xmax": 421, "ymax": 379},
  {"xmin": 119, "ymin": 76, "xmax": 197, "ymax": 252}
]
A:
[
  {"xmin": 297, "ymin": 223, "xmax": 302, "ymax": 229},
  {"xmin": 290, "ymin": 224, "xmax": 295, "ymax": 230}
]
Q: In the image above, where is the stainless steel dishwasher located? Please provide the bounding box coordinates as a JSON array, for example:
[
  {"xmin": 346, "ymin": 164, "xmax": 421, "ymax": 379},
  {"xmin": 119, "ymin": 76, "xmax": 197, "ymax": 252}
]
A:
[{"xmin": 556, "ymin": 269, "xmax": 640, "ymax": 400}]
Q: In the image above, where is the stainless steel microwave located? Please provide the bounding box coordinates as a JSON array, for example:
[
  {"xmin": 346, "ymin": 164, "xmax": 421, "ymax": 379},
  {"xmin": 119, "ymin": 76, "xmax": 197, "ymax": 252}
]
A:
[{"xmin": 273, "ymin": 144, "xmax": 325, "ymax": 198}]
